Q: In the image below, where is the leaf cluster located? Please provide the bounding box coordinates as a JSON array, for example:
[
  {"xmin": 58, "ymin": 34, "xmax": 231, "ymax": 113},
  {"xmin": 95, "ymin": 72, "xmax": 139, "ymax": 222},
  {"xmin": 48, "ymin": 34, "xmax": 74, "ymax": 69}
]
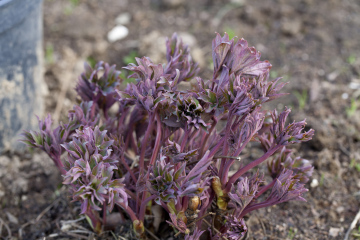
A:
[{"xmin": 22, "ymin": 33, "xmax": 314, "ymax": 239}]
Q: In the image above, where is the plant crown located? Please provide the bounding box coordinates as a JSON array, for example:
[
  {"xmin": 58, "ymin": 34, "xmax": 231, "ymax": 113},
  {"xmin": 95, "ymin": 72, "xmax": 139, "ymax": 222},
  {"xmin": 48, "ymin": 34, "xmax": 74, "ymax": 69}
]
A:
[{"xmin": 22, "ymin": 33, "xmax": 314, "ymax": 239}]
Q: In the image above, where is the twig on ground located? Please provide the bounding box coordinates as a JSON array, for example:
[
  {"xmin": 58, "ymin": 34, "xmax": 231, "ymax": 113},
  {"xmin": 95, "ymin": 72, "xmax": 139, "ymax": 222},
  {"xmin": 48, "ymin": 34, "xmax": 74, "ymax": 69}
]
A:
[
  {"xmin": 19, "ymin": 197, "xmax": 61, "ymax": 238},
  {"xmin": 338, "ymin": 142, "xmax": 351, "ymax": 157},
  {"xmin": 145, "ymin": 227, "xmax": 161, "ymax": 240},
  {"xmin": 0, "ymin": 217, "xmax": 12, "ymax": 238},
  {"xmin": 255, "ymin": 214, "xmax": 266, "ymax": 235},
  {"xmin": 203, "ymin": 219, "xmax": 228, "ymax": 240},
  {"xmin": 174, "ymin": 212, "xmax": 216, "ymax": 237},
  {"xmin": 36, "ymin": 197, "xmax": 61, "ymax": 222},
  {"xmin": 60, "ymin": 216, "xmax": 86, "ymax": 224},
  {"xmin": 64, "ymin": 231, "xmax": 89, "ymax": 239},
  {"xmin": 188, "ymin": 212, "xmax": 216, "ymax": 228},
  {"xmin": 344, "ymin": 208, "xmax": 360, "ymax": 240}
]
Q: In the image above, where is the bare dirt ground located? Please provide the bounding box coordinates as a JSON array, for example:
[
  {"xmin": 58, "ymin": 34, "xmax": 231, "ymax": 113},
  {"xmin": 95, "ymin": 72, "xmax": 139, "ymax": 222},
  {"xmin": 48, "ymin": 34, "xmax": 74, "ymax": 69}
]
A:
[{"xmin": 1, "ymin": 0, "xmax": 360, "ymax": 239}]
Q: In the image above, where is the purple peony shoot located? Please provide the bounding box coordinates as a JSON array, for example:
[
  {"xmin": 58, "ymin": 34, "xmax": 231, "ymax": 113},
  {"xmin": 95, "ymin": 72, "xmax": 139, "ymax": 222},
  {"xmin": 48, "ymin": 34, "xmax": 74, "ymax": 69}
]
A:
[{"xmin": 22, "ymin": 32, "xmax": 314, "ymax": 239}]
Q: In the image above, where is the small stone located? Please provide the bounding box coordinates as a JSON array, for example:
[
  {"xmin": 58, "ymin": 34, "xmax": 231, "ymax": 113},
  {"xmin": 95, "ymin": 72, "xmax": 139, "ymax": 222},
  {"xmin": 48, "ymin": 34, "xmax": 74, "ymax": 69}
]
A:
[
  {"xmin": 12, "ymin": 177, "xmax": 28, "ymax": 194},
  {"xmin": 115, "ymin": 13, "xmax": 131, "ymax": 25},
  {"xmin": 317, "ymin": 69, "xmax": 325, "ymax": 76},
  {"xmin": 0, "ymin": 155, "xmax": 11, "ymax": 165},
  {"xmin": 349, "ymin": 80, "xmax": 360, "ymax": 89},
  {"xmin": 21, "ymin": 195, "xmax": 28, "ymax": 201},
  {"xmin": 329, "ymin": 227, "xmax": 341, "ymax": 237},
  {"xmin": 336, "ymin": 206, "xmax": 345, "ymax": 214},
  {"xmin": 178, "ymin": 32, "xmax": 197, "ymax": 47},
  {"xmin": 327, "ymin": 71, "xmax": 338, "ymax": 81},
  {"xmin": 281, "ymin": 18, "xmax": 302, "ymax": 36},
  {"xmin": 61, "ymin": 223, "xmax": 72, "ymax": 231},
  {"xmin": 6, "ymin": 211, "xmax": 18, "ymax": 224},
  {"xmin": 107, "ymin": 25, "xmax": 129, "ymax": 43},
  {"xmin": 341, "ymin": 93, "xmax": 349, "ymax": 99},
  {"xmin": 192, "ymin": 47, "xmax": 205, "ymax": 68},
  {"xmin": 310, "ymin": 178, "xmax": 319, "ymax": 188}
]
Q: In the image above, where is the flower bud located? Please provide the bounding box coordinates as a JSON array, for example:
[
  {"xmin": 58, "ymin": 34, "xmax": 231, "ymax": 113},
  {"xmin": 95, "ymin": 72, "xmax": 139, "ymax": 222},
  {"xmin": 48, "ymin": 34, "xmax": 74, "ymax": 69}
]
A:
[
  {"xmin": 211, "ymin": 176, "xmax": 223, "ymax": 197},
  {"xmin": 133, "ymin": 220, "xmax": 144, "ymax": 236},
  {"xmin": 188, "ymin": 196, "xmax": 201, "ymax": 211},
  {"xmin": 211, "ymin": 176, "xmax": 228, "ymax": 210}
]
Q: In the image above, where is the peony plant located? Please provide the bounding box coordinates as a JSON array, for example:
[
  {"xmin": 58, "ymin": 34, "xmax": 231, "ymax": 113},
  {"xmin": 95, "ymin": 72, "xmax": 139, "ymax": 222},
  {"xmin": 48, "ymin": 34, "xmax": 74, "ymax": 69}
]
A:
[{"xmin": 22, "ymin": 33, "xmax": 314, "ymax": 239}]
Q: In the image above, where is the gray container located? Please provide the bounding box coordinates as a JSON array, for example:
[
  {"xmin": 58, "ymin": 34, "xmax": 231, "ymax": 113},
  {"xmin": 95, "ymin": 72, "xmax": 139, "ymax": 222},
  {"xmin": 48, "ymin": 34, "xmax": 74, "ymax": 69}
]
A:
[{"xmin": 0, "ymin": 0, "xmax": 45, "ymax": 153}]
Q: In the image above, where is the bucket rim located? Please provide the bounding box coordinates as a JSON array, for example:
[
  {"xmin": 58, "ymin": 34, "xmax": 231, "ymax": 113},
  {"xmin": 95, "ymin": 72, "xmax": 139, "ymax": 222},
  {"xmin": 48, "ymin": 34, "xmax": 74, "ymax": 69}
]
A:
[{"xmin": 0, "ymin": 0, "xmax": 13, "ymax": 8}]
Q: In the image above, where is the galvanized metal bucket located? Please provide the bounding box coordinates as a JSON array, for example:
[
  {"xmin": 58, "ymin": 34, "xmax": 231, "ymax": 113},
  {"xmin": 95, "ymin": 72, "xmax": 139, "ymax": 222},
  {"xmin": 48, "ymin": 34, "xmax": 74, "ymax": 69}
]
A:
[{"xmin": 0, "ymin": 0, "xmax": 45, "ymax": 153}]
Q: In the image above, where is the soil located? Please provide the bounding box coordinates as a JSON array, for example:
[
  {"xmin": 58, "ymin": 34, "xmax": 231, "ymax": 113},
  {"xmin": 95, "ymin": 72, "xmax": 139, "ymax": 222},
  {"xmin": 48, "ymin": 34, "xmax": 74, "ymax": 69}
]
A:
[{"xmin": 1, "ymin": 0, "xmax": 360, "ymax": 239}]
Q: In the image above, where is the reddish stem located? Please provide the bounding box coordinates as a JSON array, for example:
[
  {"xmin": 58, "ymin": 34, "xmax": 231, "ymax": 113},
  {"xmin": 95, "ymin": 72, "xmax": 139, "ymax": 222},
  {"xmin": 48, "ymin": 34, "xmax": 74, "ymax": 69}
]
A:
[
  {"xmin": 180, "ymin": 127, "xmax": 190, "ymax": 152},
  {"xmin": 181, "ymin": 196, "xmax": 189, "ymax": 212},
  {"xmin": 120, "ymin": 155, "xmax": 137, "ymax": 183},
  {"xmin": 225, "ymin": 145, "xmax": 281, "ymax": 192},
  {"xmin": 149, "ymin": 112, "xmax": 162, "ymax": 167},
  {"xmin": 117, "ymin": 201, "xmax": 138, "ymax": 222},
  {"xmin": 55, "ymin": 156, "xmax": 66, "ymax": 175},
  {"xmin": 239, "ymin": 199, "xmax": 276, "ymax": 218},
  {"xmin": 124, "ymin": 124, "xmax": 134, "ymax": 150},
  {"xmin": 219, "ymin": 114, "xmax": 234, "ymax": 181},
  {"xmin": 117, "ymin": 108, "xmax": 128, "ymax": 131},
  {"xmin": 125, "ymin": 188, "xmax": 137, "ymax": 200},
  {"xmin": 139, "ymin": 195, "xmax": 157, "ymax": 222},
  {"xmin": 220, "ymin": 133, "xmax": 253, "ymax": 186},
  {"xmin": 140, "ymin": 113, "xmax": 162, "ymax": 214},
  {"xmin": 199, "ymin": 117, "xmax": 217, "ymax": 157},
  {"xmin": 208, "ymin": 137, "xmax": 225, "ymax": 158},
  {"xmin": 255, "ymin": 178, "xmax": 276, "ymax": 199},
  {"xmin": 139, "ymin": 113, "xmax": 155, "ymax": 176}
]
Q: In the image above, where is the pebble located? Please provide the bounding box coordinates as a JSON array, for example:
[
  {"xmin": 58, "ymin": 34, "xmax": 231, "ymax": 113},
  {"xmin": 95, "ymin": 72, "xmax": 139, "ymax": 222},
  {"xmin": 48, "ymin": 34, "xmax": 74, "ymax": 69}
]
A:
[
  {"xmin": 349, "ymin": 80, "xmax": 360, "ymax": 89},
  {"xmin": 329, "ymin": 227, "xmax": 341, "ymax": 237},
  {"xmin": 192, "ymin": 47, "xmax": 205, "ymax": 68},
  {"xmin": 281, "ymin": 18, "xmax": 302, "ymax": 36},
  {"xmin": 310, "ymin": 178, "xmax": 319, "ymax": 188},
  {"xmin": 178, "ymin": 32, "xmax": 197, "ymax": 47},
  {"xmin": 115, "ymin": 13, "xmax": 131, "ymax": 25},
  {"xmin": 107, "ymin": 25, "xmax": 129, "ymax": 43},
  {"xmin": 327, "ymin": 71, "xmax": 338, "ymax": 81},
  {"xmin": 317, "ymin": 69, "xmax": 325, "ymax": 76},
  {"xmin": 341, "ymin": 93, "xmax": 349, "ymax": 100},
  {"xmin": 336, "ymin": 206, "xmax": 345, "ymax": 214}
]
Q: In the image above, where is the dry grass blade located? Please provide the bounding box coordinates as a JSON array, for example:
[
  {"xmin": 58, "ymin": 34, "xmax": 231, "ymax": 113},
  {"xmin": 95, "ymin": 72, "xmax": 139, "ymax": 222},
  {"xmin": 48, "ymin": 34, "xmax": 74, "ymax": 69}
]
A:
[
  {"xmin": 145, "ymin": 227, "xmax": 161, "ymax": 240},
  {"xmin": 36, "ymin": 198, "xmax": 61, "ymax": 222},
  {"xmin": 174, "ymin": 212, "xmax": 216, "ymax": 237},
  {"xmin": 18, "ymin": 197, "xmax": 61, "ymax": 239},
  {"xmin": 344, "ymin": 208, "xmax": 360, "ymax": 240},
  {"xmin": 60, "ymin": 216, "xmax": 86, "ymax": 224},
  {"xmin": 0, "ymin": 217, "xmax": 11, "ymax": 238},
  {"xmin": 203, "ymin": 219, "xmax": 229, "ymax": 240}
]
